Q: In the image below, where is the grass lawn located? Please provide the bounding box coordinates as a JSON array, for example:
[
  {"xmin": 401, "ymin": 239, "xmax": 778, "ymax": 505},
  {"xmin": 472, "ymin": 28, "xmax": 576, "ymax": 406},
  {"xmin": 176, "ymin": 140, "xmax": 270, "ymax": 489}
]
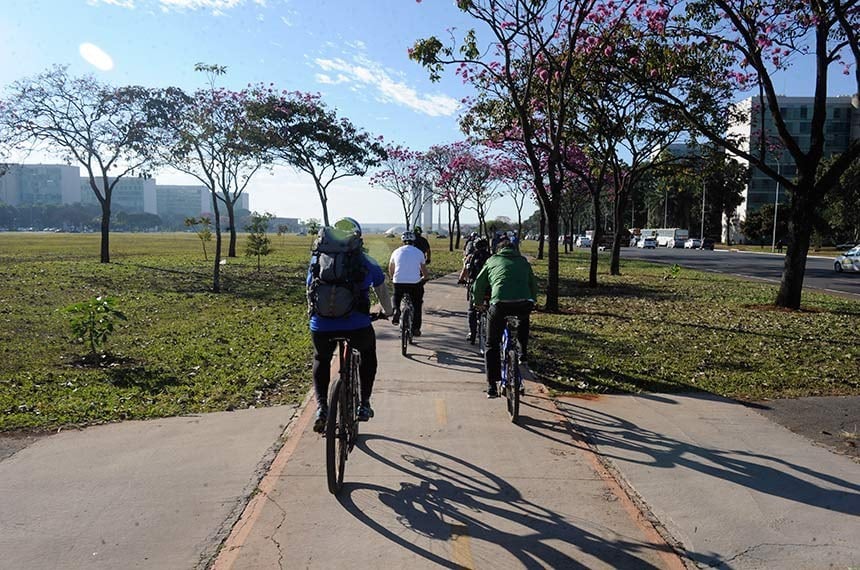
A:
[
  {"xmin": 0, "ymin": 232, "xmax": 857, "ymax": 432},
  {"xmin": 522, "ymin": 242, "xmax": 860, "ymax": 401}
]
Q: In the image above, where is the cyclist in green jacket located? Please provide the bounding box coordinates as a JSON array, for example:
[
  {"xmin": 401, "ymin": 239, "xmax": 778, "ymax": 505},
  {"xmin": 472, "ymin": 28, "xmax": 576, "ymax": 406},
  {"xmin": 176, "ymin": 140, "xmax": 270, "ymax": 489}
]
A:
[{"xmin": 471, "ymin": 234, "xmax": 538, "ymax": 398}]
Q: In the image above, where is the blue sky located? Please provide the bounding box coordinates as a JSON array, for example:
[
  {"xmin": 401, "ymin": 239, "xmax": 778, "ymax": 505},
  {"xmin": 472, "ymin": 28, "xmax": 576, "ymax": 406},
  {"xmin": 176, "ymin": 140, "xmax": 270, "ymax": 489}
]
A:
[{"xmin": 2, "ymin": 0, "xmax": 856, "ymax": 225}]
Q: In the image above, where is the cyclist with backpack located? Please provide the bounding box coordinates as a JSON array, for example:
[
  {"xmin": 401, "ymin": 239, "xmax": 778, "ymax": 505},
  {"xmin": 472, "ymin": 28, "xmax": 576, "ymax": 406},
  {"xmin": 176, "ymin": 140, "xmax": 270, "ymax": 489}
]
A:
[
  {"xmin": 472, "ymin": 233, "xmax": 538, "ymax": 398},
  {"xmin": 307, "ymin": 217, "xmax": 393, "ymax": 432},
  {"xmin": 458, "ymin": 236, "xmax": 491, "ymax": 344},
  {"xmin": 388, "ymin": 231, "xmax": 429, "ymax": 337}
]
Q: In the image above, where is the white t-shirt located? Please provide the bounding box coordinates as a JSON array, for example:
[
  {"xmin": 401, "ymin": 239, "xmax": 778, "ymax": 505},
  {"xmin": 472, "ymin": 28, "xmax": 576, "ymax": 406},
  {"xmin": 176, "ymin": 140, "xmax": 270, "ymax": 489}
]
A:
[{"xmin": 389, "ymin": 245, "xmax": 425, "ymax": 284}]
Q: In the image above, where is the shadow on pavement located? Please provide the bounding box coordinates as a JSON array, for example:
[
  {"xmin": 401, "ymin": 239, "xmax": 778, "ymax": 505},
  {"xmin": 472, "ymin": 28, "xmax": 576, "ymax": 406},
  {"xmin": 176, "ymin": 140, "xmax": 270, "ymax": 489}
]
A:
[{"xmin": 336, "ymin": 434, "xmax": 672, "ymax": 569}]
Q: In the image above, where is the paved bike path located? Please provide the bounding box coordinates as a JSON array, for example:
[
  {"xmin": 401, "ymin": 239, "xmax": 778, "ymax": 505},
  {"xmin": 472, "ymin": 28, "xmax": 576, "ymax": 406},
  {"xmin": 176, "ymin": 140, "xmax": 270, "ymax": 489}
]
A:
[{"xmin": 213, "ymin": 275, "xmax": 678, "ymax": 569}]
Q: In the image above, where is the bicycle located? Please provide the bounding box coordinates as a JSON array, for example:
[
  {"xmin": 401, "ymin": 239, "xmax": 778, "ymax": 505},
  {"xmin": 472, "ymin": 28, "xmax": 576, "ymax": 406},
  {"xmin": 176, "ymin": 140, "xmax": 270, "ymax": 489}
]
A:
[
  {"xmin": 499, "ymin": 316, "xmax": 522, "ymax": 423},
  {"xmin": 325, "ymin": 313, "xmax": 385, "ymax": 495},
  {"xmin": 399, "ymin": 293, "xmax": 414, "ymax": 356}
]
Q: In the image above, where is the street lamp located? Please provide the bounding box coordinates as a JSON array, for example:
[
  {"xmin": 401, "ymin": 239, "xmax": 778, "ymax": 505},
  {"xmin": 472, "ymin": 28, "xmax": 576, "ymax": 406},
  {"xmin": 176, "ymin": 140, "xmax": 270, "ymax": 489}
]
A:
[
  {"xmin": 700, "ymin": 178, "xmax": 706, "ymax": 240},
  {"xmin": 663, "ymin": 186, "xmax": 668, "ymax": 227},
  {"xmin": 771, "ymin": 157, "xmax": 781, "ymax": 252}
]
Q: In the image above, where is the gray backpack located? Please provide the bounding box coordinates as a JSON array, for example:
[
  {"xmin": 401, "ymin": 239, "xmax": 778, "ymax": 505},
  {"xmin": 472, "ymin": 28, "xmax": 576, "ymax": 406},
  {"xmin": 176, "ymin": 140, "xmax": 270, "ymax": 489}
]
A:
[{"xmin": 307, "ymin": 227, "xmax": 368, "ymax": 318}]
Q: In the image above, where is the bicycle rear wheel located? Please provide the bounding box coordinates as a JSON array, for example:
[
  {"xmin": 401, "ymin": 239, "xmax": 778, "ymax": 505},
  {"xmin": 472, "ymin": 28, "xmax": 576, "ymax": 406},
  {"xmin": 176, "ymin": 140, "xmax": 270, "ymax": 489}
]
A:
[
  {"xmin": 325, "ymin": 377, "xmax": 348, "ymax": 494},
  {"xmin": 478, "ymin": 311, "xmax": 487, "ymax": 355},
  {"xmin": 505, "ymin": 350, "xmax": 520, "ymax": 423}
]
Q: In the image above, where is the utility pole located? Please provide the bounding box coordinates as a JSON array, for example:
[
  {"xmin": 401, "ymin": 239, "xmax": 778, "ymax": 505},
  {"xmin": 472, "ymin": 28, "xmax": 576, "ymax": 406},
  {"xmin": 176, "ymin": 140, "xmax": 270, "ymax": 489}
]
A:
[
  {"xmin": 700, "ymin": 178, "xmax": 706, "ymax": 239},
  {"xmin": 663, "ymin": 187, "xmax": 668, "ymax": 227}
]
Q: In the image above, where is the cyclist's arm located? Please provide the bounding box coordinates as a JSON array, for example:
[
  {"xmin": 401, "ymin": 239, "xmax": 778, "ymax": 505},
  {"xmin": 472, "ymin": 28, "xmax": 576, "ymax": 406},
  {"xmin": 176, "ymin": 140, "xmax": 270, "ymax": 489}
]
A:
[
  {"xmin": 374, "ymin": 281, "xmax": 393, "ymax": 315},
  {"xmin": 419, "ymin": 262, "xmax": 429, "ymax": 280},
  {"xmin": 472, "ymin": 264, "xmax": 490, "ymax": 306}
]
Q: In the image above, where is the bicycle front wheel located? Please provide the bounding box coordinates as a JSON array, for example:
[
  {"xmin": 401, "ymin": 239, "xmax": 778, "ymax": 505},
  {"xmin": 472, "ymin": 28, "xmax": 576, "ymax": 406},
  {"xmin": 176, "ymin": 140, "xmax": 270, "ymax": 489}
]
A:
[
  {"xmin": 505, "ymin": 350, "xmax": 520, "ymax": 423},
  {"xmin": 325, "ymin": 377, "xmax": 348, "ymax": 494}
]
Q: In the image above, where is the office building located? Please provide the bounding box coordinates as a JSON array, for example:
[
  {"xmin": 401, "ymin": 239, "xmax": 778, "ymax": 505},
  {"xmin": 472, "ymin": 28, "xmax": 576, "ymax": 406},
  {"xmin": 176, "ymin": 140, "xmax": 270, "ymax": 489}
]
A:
[{"xmin": 0, "ymin": 164, "xmax": 82, "ymax": 207}]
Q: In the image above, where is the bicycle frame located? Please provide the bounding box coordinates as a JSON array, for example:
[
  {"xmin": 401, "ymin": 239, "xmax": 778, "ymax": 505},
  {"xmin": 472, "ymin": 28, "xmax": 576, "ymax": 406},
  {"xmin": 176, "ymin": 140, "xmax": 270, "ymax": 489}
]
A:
[
  {"xmin": 325, "ymin": 337, "xmax": 362, "ymax": 494},
  {"xmin": 499, "ymin": 316, "xmax": 521, "ymax": 422}
]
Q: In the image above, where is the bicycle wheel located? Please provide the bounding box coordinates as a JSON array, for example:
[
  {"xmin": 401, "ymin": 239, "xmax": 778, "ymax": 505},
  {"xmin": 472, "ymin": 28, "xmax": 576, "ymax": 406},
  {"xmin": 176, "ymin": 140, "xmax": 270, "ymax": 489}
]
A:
[
  {"xmin": 325, "ymin": 377, "xmax": 348, "ymax": 494},
  {"xmin": 400, "ymin": 310, "xmax": 409, "ymax": 356},
  {"xmin": 505, "ymin": 350, "xmax": 520, "ymax": 422},
  {"xmin": 478, "ymin": 311, "xmax": 487, "ymax": 355}
]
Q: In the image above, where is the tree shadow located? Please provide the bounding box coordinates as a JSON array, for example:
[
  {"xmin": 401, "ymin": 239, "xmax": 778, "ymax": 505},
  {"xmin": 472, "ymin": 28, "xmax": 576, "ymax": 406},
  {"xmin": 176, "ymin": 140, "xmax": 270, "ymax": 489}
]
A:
[{"xmin": 336, "ymin": 434, "xmax": 673, "ymax": 569}]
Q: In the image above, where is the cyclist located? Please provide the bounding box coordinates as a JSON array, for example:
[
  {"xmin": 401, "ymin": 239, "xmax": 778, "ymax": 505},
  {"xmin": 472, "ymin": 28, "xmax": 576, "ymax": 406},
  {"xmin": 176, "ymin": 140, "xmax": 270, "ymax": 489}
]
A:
[
  {"xmin": 389, "ymin": 231, "xmax": 429, "ymax": 337},
  {"xmin": 472, "ymin": 233, "xmax": 538, "ymax": 398},
  {"xmin": 412, "ymin": 226, "xmax": 432, "ymax": 264},
  {"xmin": 307, "ymin": 217, "xmax": 393, "ymax": 432},
  {"xmin": 463, "ymin": 231, "xmax": 479, "ymax": 256},
  {"xmin": 458, "ymin": 236, "xmax": 491, "ymax": 344}
]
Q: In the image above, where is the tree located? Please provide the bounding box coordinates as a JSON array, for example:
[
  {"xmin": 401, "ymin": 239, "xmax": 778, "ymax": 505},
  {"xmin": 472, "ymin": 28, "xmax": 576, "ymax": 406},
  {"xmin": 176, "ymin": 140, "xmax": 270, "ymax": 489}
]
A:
[
  {"xmin": 245, "ymin": 211, "xmax": 274, "ymax": 271},
  {"xmin": 247, "ymin": 90, "xmax": 385, "ymax": 226},
  {"xmin": 821, "ymin": 156, "xmax": 860, "ymax": 246},
  {"xmin": 0, "ymin": 65, "xmax": 159, "ymax": 262},
  {"xmin": 411, "ymin": 0, "xmax": 633, "ymax": 310},
  {"xmin": 369, "ymin": 144, "xmax": 426, "ymax": 229},
  {"xmin": 185, "ymin": 216, "xmax": 213, "ymax": 260},
  {"xmin": 624, "ymin": 1, "xmax": 860, "ymax": 308},
  {"xmin": 148, "ymin": 68, "xmax": 268, "ymax": 292},
  {"xmin": 741, "ymin": 204, "xmax": 788, "ymax": 246}
]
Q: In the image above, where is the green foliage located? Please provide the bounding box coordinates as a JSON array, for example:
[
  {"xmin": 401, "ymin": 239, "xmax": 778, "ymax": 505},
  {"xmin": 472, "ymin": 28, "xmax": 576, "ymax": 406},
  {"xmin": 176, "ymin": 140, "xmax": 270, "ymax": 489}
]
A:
[
  {"xmin": 65, "ymin": 296, "xmax": 127, "ymax": 357},
  {"xmin": 245, "ymin": 211, "xmax": 274, "ymax": 270},
  {"xmin": 662, "ymin": 263, "xmax": 681, "ymax": 280}
]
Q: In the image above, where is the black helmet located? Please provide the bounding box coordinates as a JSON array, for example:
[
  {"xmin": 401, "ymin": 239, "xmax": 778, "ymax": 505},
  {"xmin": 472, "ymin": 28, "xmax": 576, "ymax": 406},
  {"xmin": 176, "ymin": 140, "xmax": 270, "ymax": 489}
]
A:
[{"xmin": 475, "ymin": 237, "xmax": 489, "ymax": 250}]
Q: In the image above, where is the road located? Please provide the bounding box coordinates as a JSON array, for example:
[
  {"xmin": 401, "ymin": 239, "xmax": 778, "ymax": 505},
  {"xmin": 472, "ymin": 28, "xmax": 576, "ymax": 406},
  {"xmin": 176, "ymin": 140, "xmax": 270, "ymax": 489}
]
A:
[{"xmin": 616, "ymin": 246, "xmax": 860, "ymax": 299}]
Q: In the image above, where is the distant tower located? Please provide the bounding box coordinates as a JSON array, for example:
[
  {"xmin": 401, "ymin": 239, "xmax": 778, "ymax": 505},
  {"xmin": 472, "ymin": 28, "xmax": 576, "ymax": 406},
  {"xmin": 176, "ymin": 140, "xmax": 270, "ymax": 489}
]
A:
[{"xmin": 411, "ymin": 180, "xmax": 433, "ymax": 231}]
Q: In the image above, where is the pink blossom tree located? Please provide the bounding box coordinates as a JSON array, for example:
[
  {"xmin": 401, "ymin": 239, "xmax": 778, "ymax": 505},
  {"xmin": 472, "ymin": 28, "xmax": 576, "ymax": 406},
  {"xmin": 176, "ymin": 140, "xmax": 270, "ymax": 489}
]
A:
[{"xmin": 369, "ymin": 144, "xmax": 428, "ymax": 230}]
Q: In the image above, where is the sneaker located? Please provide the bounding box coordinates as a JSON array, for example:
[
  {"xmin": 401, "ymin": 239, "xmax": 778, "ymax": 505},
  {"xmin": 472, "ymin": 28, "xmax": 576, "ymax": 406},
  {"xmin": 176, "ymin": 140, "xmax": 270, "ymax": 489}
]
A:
[
  {"xmin": 357, "ymin": 404, "xmax": 374, "ymax": 422},
  {"xmin": 412, "ymin": 330, "xmax": 421, "ymax": 337},
  {"xmin": 519, "ymin": 353, "xmax": 529, "ymax": 365},
  {"xmin": 467, "ymin": 334, "xmax": 475, "ymax": 344},
  {"xmin": 391, "ymin": 315, "xmax": 399, "ymax": 326},
  {"xmin": 312, "ymin": 406, "xmax": 327, "ymax": 433},
  {"xmin": 486, "ymin": 387, "xmax": 499, "ymax": 399}
]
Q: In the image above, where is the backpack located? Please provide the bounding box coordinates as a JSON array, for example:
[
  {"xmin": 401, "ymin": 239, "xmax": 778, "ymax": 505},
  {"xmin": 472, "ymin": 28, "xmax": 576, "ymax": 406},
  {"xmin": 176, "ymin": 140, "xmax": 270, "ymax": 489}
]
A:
[
  {"xmin": 307, "ymin": 227, "xmax": 369, "ymax": 318},
  {"xmin": 466, "ymin": 248, "xmax": 491, "ymax": 280}
]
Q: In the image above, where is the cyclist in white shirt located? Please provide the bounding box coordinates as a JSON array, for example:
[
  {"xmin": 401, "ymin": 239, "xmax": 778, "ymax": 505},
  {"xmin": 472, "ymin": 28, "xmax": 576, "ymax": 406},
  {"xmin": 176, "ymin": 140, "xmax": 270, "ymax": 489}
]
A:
[{"xmin": 388, "ymin": 231, "xmax": 429, "ymax": 336}]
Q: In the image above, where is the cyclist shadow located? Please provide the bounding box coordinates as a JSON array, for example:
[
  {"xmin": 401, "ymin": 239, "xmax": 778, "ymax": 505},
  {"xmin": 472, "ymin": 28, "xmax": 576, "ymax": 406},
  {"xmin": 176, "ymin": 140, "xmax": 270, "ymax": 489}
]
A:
[{"xmin": 338, "ymin": 434, "xmax": 668, "ymax": 569}]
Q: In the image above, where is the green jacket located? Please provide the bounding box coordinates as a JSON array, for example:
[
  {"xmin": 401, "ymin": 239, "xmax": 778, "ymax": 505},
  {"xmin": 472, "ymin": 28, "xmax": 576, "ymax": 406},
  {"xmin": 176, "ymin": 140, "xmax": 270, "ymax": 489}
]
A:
[{"xmin": 471, "ymin": 247, "xmax": 538, "ymax": 305}]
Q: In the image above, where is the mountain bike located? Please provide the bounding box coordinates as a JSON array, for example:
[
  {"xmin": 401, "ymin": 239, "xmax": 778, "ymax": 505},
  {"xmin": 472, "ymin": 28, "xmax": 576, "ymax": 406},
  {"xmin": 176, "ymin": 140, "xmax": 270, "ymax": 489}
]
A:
[
  {"xmin": 499, "ymin": 316, "xmax": 522, "ymax": 423},
  {"xmin": 399, "ymin": 293, "xmax": 414, "ymax": 356},
  {"xmin": 325, "ymin": 313, "xmax": 385, "ymax": 495}
]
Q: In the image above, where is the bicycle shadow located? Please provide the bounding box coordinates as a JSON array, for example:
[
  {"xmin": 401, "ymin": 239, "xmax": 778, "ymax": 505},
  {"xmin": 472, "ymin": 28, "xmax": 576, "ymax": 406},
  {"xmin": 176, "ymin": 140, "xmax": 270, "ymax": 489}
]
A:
[{"xmin": 337, "ymin": 434, "xmax": 672, "ymax": 569}]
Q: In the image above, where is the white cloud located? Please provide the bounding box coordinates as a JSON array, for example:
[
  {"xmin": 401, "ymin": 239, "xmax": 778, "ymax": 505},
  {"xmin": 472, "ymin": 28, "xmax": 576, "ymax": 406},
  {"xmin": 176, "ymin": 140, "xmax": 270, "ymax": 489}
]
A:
[
  {"xmin": 314, "ymin": 56, "xmax": 459, "ymax": 117},
  {"xmin": 79, "ymin": 43, "xmax": 115, "ymax": 71},
  {"xmin": 87, "ymin": 0, "xmax": 266, "ymax": 12}
]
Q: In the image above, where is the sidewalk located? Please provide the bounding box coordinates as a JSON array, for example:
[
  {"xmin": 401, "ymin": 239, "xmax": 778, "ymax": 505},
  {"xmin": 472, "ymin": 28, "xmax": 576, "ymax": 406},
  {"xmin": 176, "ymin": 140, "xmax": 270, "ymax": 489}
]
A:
[{"xmin": 211, "ymin": 274, "xmax": 680, "ymax": 569}]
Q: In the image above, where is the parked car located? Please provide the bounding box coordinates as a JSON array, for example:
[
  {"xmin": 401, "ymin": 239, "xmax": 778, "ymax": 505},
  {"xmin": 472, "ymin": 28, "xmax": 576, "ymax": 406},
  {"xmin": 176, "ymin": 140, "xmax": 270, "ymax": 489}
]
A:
[
  {"xmin": 700, "ymin": 238, "xmax": 715, "ymax": 250},
  {"xmin": 576, "ymin": 235, "xmax": 592, "ymax": 248},
  {"xmin": 684, "ymin": 238, "xmax": 702, "ymax": 249},
  {"xmin": 835, "ymin": 246, "xmax": 860, "ymax": 273},
  {"xmin": 637, "ymin": 236, "xmax": 656, "ymax": 249}
]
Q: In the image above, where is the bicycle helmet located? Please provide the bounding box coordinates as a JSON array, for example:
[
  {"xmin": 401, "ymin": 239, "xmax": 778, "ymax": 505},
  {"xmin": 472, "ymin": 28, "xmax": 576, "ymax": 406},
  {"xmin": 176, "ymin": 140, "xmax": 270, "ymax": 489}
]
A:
[
  {"xmin": 475, "ymin": 236, "xmax": 489, "ymax": 250},
  {"xmin": 401, "ymin": 231, "xmax": 416, "ymax": 243},
  {"xmin": 333, "ymin": 216, "xmax": 362, "ymax": 236},
  {"xmin": 413, "ymin": 226, "xmax": 423, "ymax": 235}
]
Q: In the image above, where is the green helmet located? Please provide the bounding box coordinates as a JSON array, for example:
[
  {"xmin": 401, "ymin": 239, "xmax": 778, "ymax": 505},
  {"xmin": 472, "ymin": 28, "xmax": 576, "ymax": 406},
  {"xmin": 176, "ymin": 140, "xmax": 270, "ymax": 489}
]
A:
[
  {"xmin": 333, "ymin": 217, "xmax": 362, "ymax": 236},
  {"xmin": 413, "ymin": 226, "xmax": 422, "ymax": 235}
]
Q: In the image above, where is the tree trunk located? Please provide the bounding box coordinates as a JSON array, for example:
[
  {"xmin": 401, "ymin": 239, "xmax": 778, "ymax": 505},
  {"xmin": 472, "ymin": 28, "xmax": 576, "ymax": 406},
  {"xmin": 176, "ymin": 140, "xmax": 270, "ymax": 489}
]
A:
[
  {"xmin": 538, "ymin": 206, "xmax": 546, "ymax": 260},
  {"xmin": 447, "ymin": 201, "xmax": 454, "ymax": 252},
  {"xmin": 545, "ymin": 204, "xmax": 560, "ymax": 312},
  {"xmin": 610, "ymin": 188, "xmax": 626, "ymax": 275},
  {"xmin": 99, "ymin": 202, "xmax": 111, "ymax": 264},
  {"xmin": 225, "ymin": 199, "xmax": 237, "ymax": 257},
  {"xmin": 211, "ymin": 191, "xmax": 222, "ymax": 293},
  {"xmin": 454, "ymin": 209, "xmax": 462, "ymax": 250},
  {"xmin": 775, "ymin": 189, "xmax": 815, "ymax": 309},
  {"xmin": 589, "ymin": 190, "xmax": 603, "ymax": 288}
]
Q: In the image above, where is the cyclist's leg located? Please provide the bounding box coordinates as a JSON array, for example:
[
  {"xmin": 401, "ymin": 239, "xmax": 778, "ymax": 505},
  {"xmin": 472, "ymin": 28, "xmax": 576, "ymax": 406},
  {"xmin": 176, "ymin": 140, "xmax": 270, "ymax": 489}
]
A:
[
  {"xmin": 391, "ymin": 284, "xmax": 403, "ymax": 324},
  {"xmin": 484, "ymin": 303, "xmax": 505, "ymax": 393},
  {"xmin": 412, "ymin": 283, "xmax": 424, "ymax": 333},
  {"xmin": 516, "ymin": 301, "xmax": 534, "ymax": 361},
  {"xmin": 349, "ymin": 325, "xmax": 377, "ymax": 408},
  {"xmin": 467, "ymin": 301, "xmax": 477, "ymax": 342},
  {"xmin": 311, "ymin": 330, "xmax": 337, "ymax": 409}
]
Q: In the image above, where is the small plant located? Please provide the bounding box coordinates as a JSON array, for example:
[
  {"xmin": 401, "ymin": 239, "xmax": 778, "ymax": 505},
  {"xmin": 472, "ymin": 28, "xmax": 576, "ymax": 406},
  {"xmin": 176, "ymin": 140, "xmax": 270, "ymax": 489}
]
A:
[
  {"xmin": 245, "ymin": 211, "xmax": 274, "ymax": 270},
  {"xmin": 663, "ymin": 263, "xmax": 682, "ymax": 280},
  {"xmin": 185, "ymin": 216, "xmax": 212, "ymax": 260},
  {"xmin": 65, "ymin": 296, "xmax": 127, "ymax": 358}
]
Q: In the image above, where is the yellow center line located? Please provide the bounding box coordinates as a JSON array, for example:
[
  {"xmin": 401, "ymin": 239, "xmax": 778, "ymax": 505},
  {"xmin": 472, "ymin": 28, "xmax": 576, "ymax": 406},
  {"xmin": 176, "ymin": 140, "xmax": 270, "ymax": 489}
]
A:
[
  {"xmin": 435, "ymin": 398, "xmax": 447, "ymax": 425},
  {"xmin": 449, "ymin": 523, "xmax": 474, "ymax": 569}
]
